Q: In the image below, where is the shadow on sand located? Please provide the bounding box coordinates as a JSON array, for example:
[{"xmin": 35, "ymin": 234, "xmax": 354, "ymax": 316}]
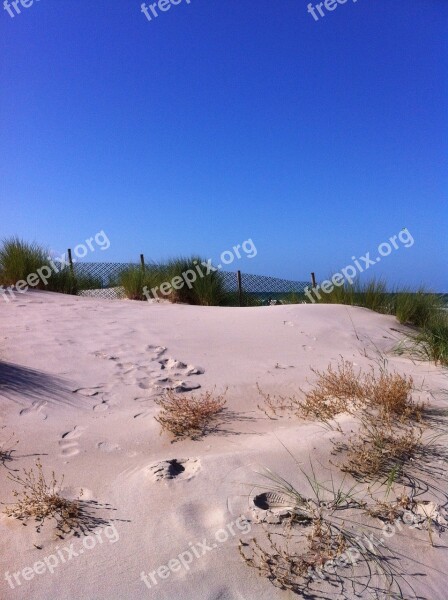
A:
[{"xmin": 0, "ymin": 361, "xmax": 84, "ymax": 408}]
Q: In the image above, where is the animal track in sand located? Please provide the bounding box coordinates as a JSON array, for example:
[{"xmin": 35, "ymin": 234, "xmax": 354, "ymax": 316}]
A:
[
  {"xmin": 148, "ymin": 458, "xmax": 200, "ymax": 481},
  {"xmin": 59, "ymin": 425, "xmax": 87, "ymax": 457},
  {"xmin": 19, "ymin": 400, "xmax": 47, "ymax": 420}
]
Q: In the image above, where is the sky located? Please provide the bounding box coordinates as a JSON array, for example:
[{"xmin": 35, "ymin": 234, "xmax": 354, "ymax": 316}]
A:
[{"xmin": 0, "ymin": 0, "xmax": 447, "ymax": 290}]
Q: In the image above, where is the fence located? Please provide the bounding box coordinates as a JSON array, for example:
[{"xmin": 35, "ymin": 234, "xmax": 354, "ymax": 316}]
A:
[{"xmin": 73, "ymin": 261, "xmax": 310, "ymax": 305}]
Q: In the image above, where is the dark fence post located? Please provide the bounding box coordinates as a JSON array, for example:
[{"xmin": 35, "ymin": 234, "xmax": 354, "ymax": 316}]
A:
[
  {"xmin": 237, "ymin": 270, "xmax": 242, "ymax": 307},
  {"xmin": 67, "ymin": 249, "xmax": 74, "ymax": 277},
  {"xmin": 311, "ymin": 272, "xmax": 317, "ymax": 289},
  {"xmin": 140, "ymin": 254, "xmax": 145, "ymax": 271}
]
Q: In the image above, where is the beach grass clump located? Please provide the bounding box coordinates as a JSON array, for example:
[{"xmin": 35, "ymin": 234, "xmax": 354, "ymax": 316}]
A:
[
  {"xmin": 282, "ymin": 292, "xmax": 308, "ymax": 305},
  {"xmin": 118, "ymin": 265, "xmax": 148, "ymax": 300},
  {"xmin": 405, "ymin": 314, "xmax": 448, "ymax": 367},
  {"xmin": 164, "ymin": 257, "xmax": 227, "ymax": 306},
  {"xmin": 394, "ymin": 290, "xmax": 443, "ymax": 328},
  {"xmin": 314, "ymin": 276, "xmax": 448, "ymax": 368},
  {"xmin": 119, "ymin": 256, "xmax": 229, "ymax": 306},
  {"xmin": 4, "ymin": 459, "xmax": 83, "ymax": 532},
  {"xmin": 0, "ymin": 237, "xmax": 101, "ymax": 295},
  {"xmin": 317, "ymin": 279, "xmax": 390, "ymax": 313},
  {"xmin": 155, "ymin": 388, "xmax": 227, "ymax": 439},
  {"xmin": 0, "ymin": 237, "xmax": 48, "ymax": 287}
]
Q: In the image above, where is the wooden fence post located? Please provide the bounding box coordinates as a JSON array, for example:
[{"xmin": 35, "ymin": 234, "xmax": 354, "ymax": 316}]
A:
[
  {"xmin": 237, "ymin": 270, "xmax": 242, "ymax": 307},
  {"xmin": 140, "ymin": 254, "xmax": 145, "ymax": 270},
  {"xmin": 311, "ymin": 272, "xmax": 317, "ymax": 289},
  {"xmin": 67, "ymin": 249, "xmax": 74, "ymax": 277}
]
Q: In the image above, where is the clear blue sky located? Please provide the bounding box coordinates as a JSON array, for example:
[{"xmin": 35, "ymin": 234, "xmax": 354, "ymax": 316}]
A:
[{"xmin": 1, "ymin": 0, "xmax": 447, "ymax": 289}]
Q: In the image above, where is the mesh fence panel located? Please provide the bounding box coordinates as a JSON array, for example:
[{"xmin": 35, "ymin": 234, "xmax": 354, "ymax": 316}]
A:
[{"xmin": 74, "ymin": 262, "xmax": 310, "ymax": 304}]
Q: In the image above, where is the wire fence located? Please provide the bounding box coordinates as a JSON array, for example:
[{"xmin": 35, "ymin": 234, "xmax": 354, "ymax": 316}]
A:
[{"xmin": 75, "ymin": 262, "xmax": 310, "ymax": 304}]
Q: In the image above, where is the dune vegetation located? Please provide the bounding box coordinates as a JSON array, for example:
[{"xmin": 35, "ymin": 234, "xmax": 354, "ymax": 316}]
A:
[
  {"xmin": 309, "ymin": 279, "xmax": 448, "ymax": 367},
  {"xmin": 0, "ymin": 237, "xmax": 101, "ymax": 295}
]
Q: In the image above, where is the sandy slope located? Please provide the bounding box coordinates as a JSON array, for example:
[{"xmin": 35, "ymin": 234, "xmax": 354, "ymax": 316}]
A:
[{"xmin": 0, "ymin": 290, "xmax": 447, "ymax": 600}]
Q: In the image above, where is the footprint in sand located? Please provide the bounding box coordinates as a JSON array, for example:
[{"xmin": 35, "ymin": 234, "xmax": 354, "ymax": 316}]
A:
[
  {"xmin": 93, "ymin": 399, "xmax": 109, "ymax": 412},
  {"xmin": 171, "ymin": 381, "xmax": 201, "ymax": 392},
  {"xmin": 92, "ymin": 351, "xmax": 119, "ymax": 361},
  {"xmin": 148, "ymin": 458, "xmax": 200, "ymax": 482},
  {"xmin": 73, "ymin": 387, "xmax": 103, "ymax": 397},
  {"xmin": 97, "ymin": 441, "xmax": 120, "ymax": 453},
  {"xmin": 146, "ymin": 345, "xmax": 167, "ymax": 359},
  {"xmin": 137, "ymin": 378, "xmax": 153, "ymax": 390},
  {"xmin": 19, "ymin": 400, "xmax": 48, "ymax": 420},
  {"xmin": 151, "ymin": 378, "xmax": 201, "ymax": 392},
  {"xmin": 159, "ymin": 357, "xmax": 204, "ymax": 376},
  {"xmin": 59, "ymin": 425, "xmax": 87, "ymax": 457}
]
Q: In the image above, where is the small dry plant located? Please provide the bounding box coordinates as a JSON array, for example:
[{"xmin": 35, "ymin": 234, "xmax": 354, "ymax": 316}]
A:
[
  {"xmin": 240, "ymin": 465, "xmax": 404, "ymax": 597},
  {"xmin": 256, "ymin": 383, "xmax": 298, "ymax": 419},
  {"xmin": 4, "ymin": 459, "xmax": 83, "ymax": 533},
  {"xmin": 155, "ymin": 388, "xmax": 227, "ymax": 439},
  {"xmin": 0, "ymin": 427, "xmax": 18, "ymax": 466},
  {"xmin": 333, "ymin": 419, "xmax": 423, "ymax": 481},
  {"xmin": 366, "ymin": 486, "xmax": 448, "ymax": 546},
  {"xmin": 240, "ymin": 519, "xmax": 349, "ymax": 592}
]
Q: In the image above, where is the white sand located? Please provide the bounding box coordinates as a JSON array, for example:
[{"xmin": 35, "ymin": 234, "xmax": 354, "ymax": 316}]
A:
[{"xmin": 0, "ymin": 290, "xmax": 447, "ymax": 599}]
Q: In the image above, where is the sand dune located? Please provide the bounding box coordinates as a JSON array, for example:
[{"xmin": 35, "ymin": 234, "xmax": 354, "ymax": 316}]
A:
[{"xmin": 0, "ymin": 290, "xmax": 446, "ymax": 599}]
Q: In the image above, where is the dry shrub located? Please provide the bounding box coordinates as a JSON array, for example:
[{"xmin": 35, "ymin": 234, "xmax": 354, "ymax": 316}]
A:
[
  {"xmin": 363, "ymin": 371, "xmax": 420, "ymax": 421},
  {"xmin": 302, "ymin": 358, "xmax": 419, "ymax": 423},
  {"xmin": 258, "ymin": 358, "xmax": 419, "ymax": 426},
  {"xmin": 334, "ymin": 421, "xmax": 423, "ymax": 480},
  {"xmin": 155, "ymin": 388, "xmax": 227, "ymax": 439},
  {"xmin": 301, "ymin": 360, "xmax": 365, "ymax": 420},
  {"xmin": 4, "ymin": 459, "xmax": 83, "ymax": 533}
]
